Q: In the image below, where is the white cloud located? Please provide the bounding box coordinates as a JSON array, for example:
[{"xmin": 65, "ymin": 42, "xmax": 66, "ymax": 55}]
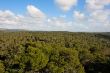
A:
[
  {"xmin": 86, "ymin": 0, "xmax": 110, "ymax": 10},
  {"xmin": 0, "ymin": 5, "xmax": 47, "ymax": 30},
  {"xmin": 47, "ymin": 17, "xmax": 73, "ymax": 31},
  {"xmin": 90, "ymin": 10, "xmax": 110, "ymax": 22},
  {"xmin": 0, "ymin": 5, "xmax": 73, "ymax": 31},
  {"xmin": 55, "ymin": 0, "xmax": 77, "ymax": 11},
  {"xmin": 83, "ymin": 9, "xmax": 110, "ymax": 32},
  {"xmin": 0, "ymin": 10, "xmax": 15, "ymax": 17},
  {"xmin": 0, "ymin": 4, "xmax": 110, "ymax": 32},
  {"xmin": 27, "ymin": 5, "xmax": 46, "ymax": 19},
  {"xmin": 73, "ymin": 11, "xmax": 85, "ymax": 20},
  {"xmin": 0, "ymin": 10, "xmax": 20, "ymax": 25},
  {"xmin": 83, "ymin": 0, "xmax": 110, "ymax": 32}
]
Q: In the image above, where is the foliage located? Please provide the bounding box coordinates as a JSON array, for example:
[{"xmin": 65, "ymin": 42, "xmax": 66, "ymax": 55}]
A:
[{"xmin": 0, "ymin": 31, "xmax": 110, "ymax": 73}]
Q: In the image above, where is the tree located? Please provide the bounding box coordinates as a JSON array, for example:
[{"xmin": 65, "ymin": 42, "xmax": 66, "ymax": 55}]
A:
[
  {"xmin": 46, "ymin": 47, "xmax": 85, "ymax": 73},
  {"xmin": 0, "ymin": 61, "xmax": 5, "ymax": 73}
]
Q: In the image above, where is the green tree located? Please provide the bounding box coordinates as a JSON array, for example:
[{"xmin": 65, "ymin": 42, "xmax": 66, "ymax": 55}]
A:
[
  {"xmin": 0, "ymin": 61, "xmax": 5, "ymax": 73},
  {"xmin": 46, "ymin": 48, "xmax": 85, "ymax": 73}
]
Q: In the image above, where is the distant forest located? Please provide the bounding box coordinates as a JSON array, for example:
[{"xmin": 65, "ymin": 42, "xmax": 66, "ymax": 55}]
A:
[{"xmin": 0, "ymin": 31, "xmax": 110, "ymax": 73}]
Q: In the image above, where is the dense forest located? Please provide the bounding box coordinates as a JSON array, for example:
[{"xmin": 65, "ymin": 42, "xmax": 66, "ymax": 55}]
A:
[{"xmin": 0, "ymin": 31, "xmax": 110, "ymax": 73}]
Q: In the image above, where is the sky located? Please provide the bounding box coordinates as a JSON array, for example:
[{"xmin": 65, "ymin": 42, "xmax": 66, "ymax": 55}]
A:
[{"xmin": 0, "ymin": 0, "xmax": 110, "ymax": 32}]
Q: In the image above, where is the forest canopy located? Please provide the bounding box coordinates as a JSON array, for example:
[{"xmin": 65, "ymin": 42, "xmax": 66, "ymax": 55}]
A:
[{"xmin": 0, "ymin": 31, "xmax": 110, "ymax": 73}]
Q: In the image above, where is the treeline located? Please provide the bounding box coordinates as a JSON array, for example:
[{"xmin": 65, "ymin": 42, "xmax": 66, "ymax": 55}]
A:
[{"xmin": 0, "ymin": 31, "xmax": 110, "ymax": 73}]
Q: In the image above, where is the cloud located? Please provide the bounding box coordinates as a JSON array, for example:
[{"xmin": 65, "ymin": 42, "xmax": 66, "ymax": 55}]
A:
[
  {"xmin": 86, "ymin": 0, "xmax": 110, "ymax": 10},
  {"xmin": 73, "ymin": 11, "xmax": 85, "ymax": 20},
  {"xmin": 55, "ymin": 0, "xmax": 77, "ymax": 11},
  {"xmin": 82, "ymin": 9, "xmax": 110, "ymax": 32},
  {"xmin": 72, "ymin": 9, "xmax": 110, "ymax": 32},
  {"xmin": 0, "ymin": 5, "xmax": 73, "ymax": 31},
  {"xmin": 88, "ymin": 9, "xmax": 110, "ymax": 28},
  {"xmin": 82, "ymin": 0, "xmax": 110, "ymax": 32},
  {"xmin": 0, "ymin": 10, "xmax": 20, "ymax": 25},
  {"xmin": 0, "ymin": 5, "xmax": 47, "ymax": 30},
  {"xmin": 27, "ymin": 5, "xmax": 46, "ymax": 19},
  {"xmin": 0, "ymin": 4, "xmax": 110, "ymax": 32},
  {"xmin": 47, "ymin": 17, "xmax": 73, "ymax": 31},
  {"xmin": 90, "ymin": 10, "xmax": 110, "ymax": 22}
]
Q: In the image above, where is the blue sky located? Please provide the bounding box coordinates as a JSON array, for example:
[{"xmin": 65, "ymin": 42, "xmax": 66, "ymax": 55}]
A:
[
  {"xmin": 0, "ymin": 0, "xmax": 85, "ymax": 16},
  {"xmin": 0, "ymin": 0, "xmax": 110, "ymax": 32}
]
